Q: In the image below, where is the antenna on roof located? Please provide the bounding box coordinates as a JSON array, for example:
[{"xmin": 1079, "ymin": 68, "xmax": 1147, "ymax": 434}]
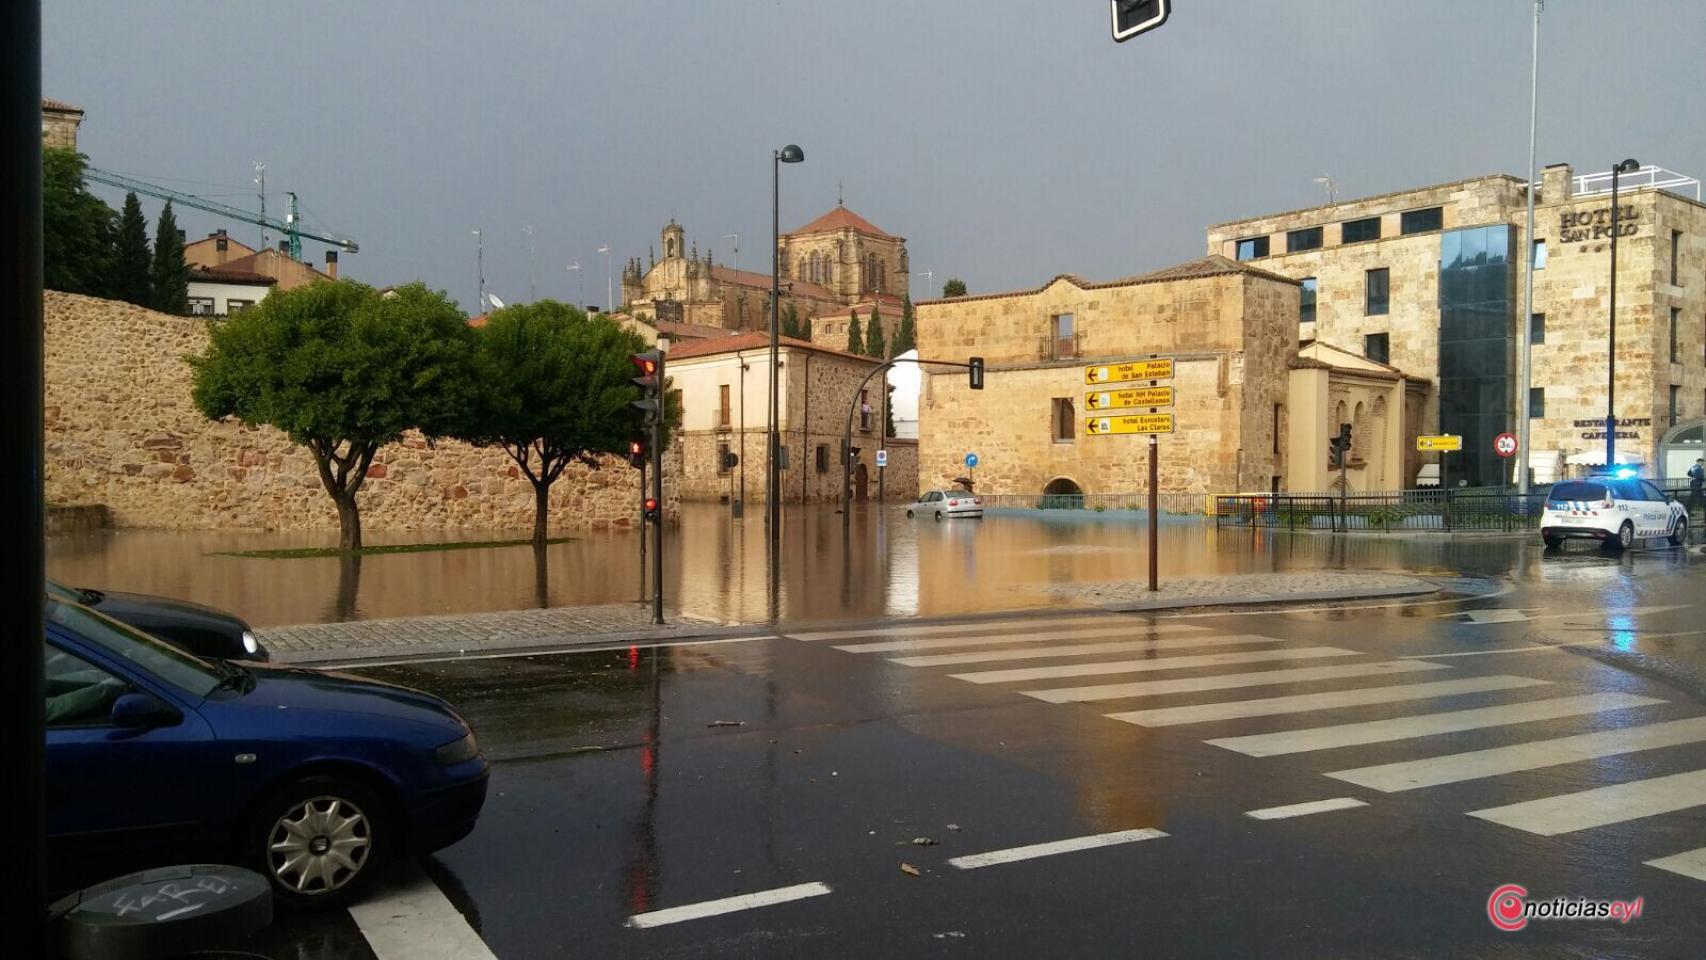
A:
[{"xmin": 837, "ymin": 181, "xmax": 844, "ymax": 206}]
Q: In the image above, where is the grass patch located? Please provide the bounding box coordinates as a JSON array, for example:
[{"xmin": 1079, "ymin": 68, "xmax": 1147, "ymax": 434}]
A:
[{"xmin": 212, "ymin": 536, "xmax": 576, "ymax": 560}]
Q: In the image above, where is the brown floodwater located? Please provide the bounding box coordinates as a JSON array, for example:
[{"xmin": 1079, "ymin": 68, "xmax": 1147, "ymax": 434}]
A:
[{"xmin": 44, "ymin": 504, "xmax": 1531, "ymax": 628}]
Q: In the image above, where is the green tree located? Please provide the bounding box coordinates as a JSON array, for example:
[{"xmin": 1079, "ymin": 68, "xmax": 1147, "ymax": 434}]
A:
[
  {"xmin": 462, "ymin": 301, "xmax": 649, "ymax": 547},
  {"xmin": 780, "ymin": 300, "xmax": 801, "ymax": 338},
  {"xmin": 189, "ymin": 280, "xmax": 476, "ymax": 551},
  {"xmin": 866, "ymin": 304, "xmax": 886, "ymax": 358},
  {"xmin": 42, "ymin": 148, "xmax": 115, "ymax": 297},
  {"xmin": 800, "ymin": 310, "xmax": 814, "ymax": 341},
  {"xmin": 150, "ymin": 201, "xmax": 190, "ymax": 314},
  {"xmin": 112, "ymin": 192, "xmax": 153, "ymax": 308},
  {"xmin": 846, "ymin": 309, "xmax": 864, "ymax": 355},
  {"xmin": 893, "ymin": 296, "xmax": 917, "ymax": 355},
  {"xmin": 885, "ymin": 383, "xmax": 896, "ymax": 438},
  {"xmin": 942, "ymin": 277, "xmax": 967, "ymax": 298}
]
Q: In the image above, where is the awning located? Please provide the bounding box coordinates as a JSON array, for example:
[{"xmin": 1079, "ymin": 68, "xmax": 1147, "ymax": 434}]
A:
[{"xmin": 1565, "ymin": 449, "xmax": 1645, "ymax": 466}]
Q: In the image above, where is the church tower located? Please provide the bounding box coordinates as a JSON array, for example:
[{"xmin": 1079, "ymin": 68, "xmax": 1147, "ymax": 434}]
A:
[{"xmin": 661, "ymin": 220, "xmax": 685, "ymax": 261}]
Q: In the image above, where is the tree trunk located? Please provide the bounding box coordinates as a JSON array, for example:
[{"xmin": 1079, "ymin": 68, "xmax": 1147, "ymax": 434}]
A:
[
  {"xmin": 531, "ymin": 478, "xmax": 551, "ymax": 549},
  {"xmin": 336, "ymin": 493, "xmax": 362, "ymax": 552}
]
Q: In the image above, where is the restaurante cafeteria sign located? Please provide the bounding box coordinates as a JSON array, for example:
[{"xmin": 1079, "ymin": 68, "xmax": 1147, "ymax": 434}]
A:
[
  {"xmin": 1572, "ymin": 417, "xmax": 1649, "ymax": 440},
  {"xmin": 1558, "ymin": 206, "xmax": 1638, "ymax": 243}
]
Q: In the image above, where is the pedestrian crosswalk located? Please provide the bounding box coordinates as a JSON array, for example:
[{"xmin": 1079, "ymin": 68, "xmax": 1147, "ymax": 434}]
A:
[{"xmin": 789, "ymin": 612, "xmax": 1706, "ymax": 887}]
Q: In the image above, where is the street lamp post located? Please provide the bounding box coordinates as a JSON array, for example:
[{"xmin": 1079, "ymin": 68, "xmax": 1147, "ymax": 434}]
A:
[
  {"xmin": 1516, "ymin": 0, "xmax": 1542, "ymax": 495},
  {"xmin": 598, "ymin": 244, "xmax": 611, "ymax": 312},
  {"xmin": 1606, "ymin": 157, "xmax": 1640, "ymax": 469},
  {"xmin": 768, "ymin": 145, "xmax": 804, "ymax": 577},
  {"xmin": 566, "ymin": 261, "xmax": 582, "ymax": 308}
]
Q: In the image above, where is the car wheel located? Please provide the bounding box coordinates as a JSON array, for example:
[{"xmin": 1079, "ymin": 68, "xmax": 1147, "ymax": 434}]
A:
[
  {"xmin": 1670, "ymin": 517, "xmax": 1688, "ymax": 546},
  {"xmin": 934, "ymin": 511, "xmax": 943, "ymax": 521},
  {"xmin": 251, "ymin": 776, "xmax": 388, "ymax": 909},
  {"xmin": 906, "ymin": 509, "xmax": 914, "ymax": 518},
  {"xmin": 1606, "ymin": 521, "xmax": 1635, "ymax": 552},
  {"xmin": 1542, "ymin": 535, "xmax": 1562, "ymax": 549}
]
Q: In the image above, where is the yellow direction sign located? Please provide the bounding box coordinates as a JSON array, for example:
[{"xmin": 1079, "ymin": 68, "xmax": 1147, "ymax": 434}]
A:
[
  {"xmin": 1084, "ymin": 358, "xmax": 1174, "ymax": 386},
  {"xmin": 1415, "ymin": 434, "xmax": 1463, "ymax": 452},
  {"xmin": 1084, "ymin": 386, "xmax": 1174, "ymax": 411},
  {"xmin": 1086, "ymin": 413, "xmax": 1175, "ymax": 436}
]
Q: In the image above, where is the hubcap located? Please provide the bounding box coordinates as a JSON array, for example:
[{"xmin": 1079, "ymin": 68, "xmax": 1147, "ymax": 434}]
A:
[{"xmin": 268, "ymin": 796, "xmax": 371, "ymax": 894}]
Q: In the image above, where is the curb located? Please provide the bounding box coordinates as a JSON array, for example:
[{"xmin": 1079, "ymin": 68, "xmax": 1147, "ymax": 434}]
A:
[{"xmin": 277, "ymin": 579, "xmax": 1443, "ymax": 668}]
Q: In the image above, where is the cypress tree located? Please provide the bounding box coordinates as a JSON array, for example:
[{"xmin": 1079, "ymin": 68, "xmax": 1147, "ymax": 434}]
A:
[
  {"xmin": 780, "ymin": 301, "xmax": 800, "ymax": 338},
  {"xmin": 112, "ymin": 192, "xmax": 154, "ymax": 307},
  {"xmin": 893, "ymin": 296, "xmax": 917, "ymax": 355},
  {"xmin": 866, "ymin": 305, "xmax": 886, "ymax": 358},
  {"xmin": 150, "ymin": 201, "xmax": 191, "ymax": 314},
  {"xmin": 845, "ymin": 309, "xmax": 864, "ymax": 355},
  {"xmin": 800, "ymin": 310, "xmax": 814, "ymax": 341}
]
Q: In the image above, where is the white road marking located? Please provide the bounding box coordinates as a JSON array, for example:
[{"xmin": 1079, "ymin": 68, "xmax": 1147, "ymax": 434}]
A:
[
  {"xmin": 1399, "ymin": 641, "xmax": 1604, "ymax": 659},
  {"xmin": 348, "ymin": 867, "xmax": 499, "ymax": 960},
  {"xmin": 1208, "ymin": 693, "xmax": 1666, "ymax": 757},
  {"xmin": 890, "ymin": 634, "xmax": 1286, "ymax": 667},
  {"xmin": 314, "ymin": 634, "xmax": 780, "ymax": 670},
  {"xmin": 791, "ymin": 615, "xmax": 1136, "ymax": 642},
  {"xmin": 946, "ymin": 828, "xmax": 1167, "ymax": 870},
  {"xmin": 1327, "ymin": 716, "xmax": 1706, "ymax": 793},
  {"xmin": 1645, "ymin": 846, "xmax": 1706, "ymax": 882},
  {"xmin": 952, "ymin": 646, "xmax": 1360, "ymax": 685},
  {"xmin": 625, "ymin": 882, "xmax": 833, "ymax": 929},
  {"xmin": 834, "ymin": 623, "xmax": 1204, "ymax": 654},
  {"xmin": 1462, "ymin": 609, "xmax": 1531, "ymax": 624},
  {"xmin": 1469, "ymin": 769, "xmax": 1706, "ymax": 836},
  {"xmin": 1107, "ymin": 676, "xmax": 1550, "ymax": 727},
  {"xmin": 1244, "ymin": 798, "xmax": 1369, "ymax": 820},
  {"xmin": 1026, "ymin": 660, "xmax": 1450, "ymax": 704}
]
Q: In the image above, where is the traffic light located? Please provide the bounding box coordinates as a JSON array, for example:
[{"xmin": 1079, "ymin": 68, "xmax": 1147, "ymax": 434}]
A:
[
  {"xmin": 722, "ymin": 450, "xmax": 739, "ymax": 471},
  {"xmin": 1112, "ymin": 0, "xmax": 1171, "ymax": 43},
  {"xmin": 1328, "ymin": 423, "xmax": 1353, "ymax": 468},
  {"xmin": 968, "ymin": 356, "xmax": 985, "ymax": 390},
  {"xmin": 642, "ymin": 496, "xmax": 660, "ymax": 523},
  {"xmin": 627, "ymin": 439, "xmax": 647, "ymax": 470},
  {"xmin": 630, "ymin": 350, "xmax": 662, "ymax": 423}
]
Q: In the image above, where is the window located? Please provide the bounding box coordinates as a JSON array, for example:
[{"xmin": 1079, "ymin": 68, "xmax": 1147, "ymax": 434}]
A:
[
  {"xmin": 718, "ymin": 384, "xmax": 731, "ymax": 427},
  {"xmin": 716, "ymin": 441, "xmax": 731, "ymax": 475},
  {"xmin": 1051, "ymin": 313, "xmax": 1076, "ymax": 359},
  {"xmin": 1400, "ymin": 207, "xmax": 1443, "ymax": 235},
  {"xmin": 1235, "ymin": 236, "xmax": 1269, "ymax": 261},
  {"xmin": 815, "ymin": 444, "xmax": 828, "ymax": 473},
  {"xmin": 225, "ymin": 298, "xmax": 255, "ymax": 313},
  {"xmin": 1299, "ymin": 278, "xmax": 1318, "ymax": 324},
  {"xmin": 1531, "ymin": 239, "xmax": 1547, "ymax": 270},
  {"xmin": 1671, "ymin": 307, "xmax": 1681, "ymax": 363},
  {"xmin": 1529, "ymin": 387, "xmax": 1545, "ymax": 418},
  {"xmin": 1364, "ymin": 333, "xmax": 1390, "ymax": 364},
  {"xmin": 1051, "ymin": 397, "xmax": 1075, "ymax": 443},
  {"xmin": 1671, "ymin": 385, "xmax": 1682, "ymax": 425},
  {"xmin": 188, "ymin": 296, "xmax": 215, "ymax": 315},
  {"xmin": 1672, "ymin": 230, "xmax": 1683, "ymax": 285},
  {"xmin": 1529, "ymin": 312, "xmax": 1545, "ymax": 345},
  {"xmin": 1342, "ymin": 217, "xmax": 1381, "ymax": 244},
  {"xmin": 1286, "ymin": 227, "xmax": 1323, "ymax": 253},
  {"xmin": 1364, "ymin": 268, "xmax": 1389, "ymax": 315},
  {"xmin": 44, "ymin": 644, "xmax": 127, "ymax": 727}
]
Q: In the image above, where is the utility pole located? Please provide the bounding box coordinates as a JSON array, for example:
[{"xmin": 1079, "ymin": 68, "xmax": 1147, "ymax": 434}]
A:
[
  {"xmin": 1516, "ymin": 0, "xmax": 1542, "ymax": 495},
  {"xmin": 523, "ymin": 224, "xmax": 536, "ymax": 303},
  {"xmin": 473, "ymin": 229, "xmax": 485, "ymax": 313},
  {"xmin": 253, "ymin": 160, "xmax": 266, "ymax": 252},
  {"xmin": 1606, "ymin": 158, "xmax": 1641, "ymax": 468},
  {"xmin": 599, "ymin": 244, "xmax": 612, "ymax": 312}
]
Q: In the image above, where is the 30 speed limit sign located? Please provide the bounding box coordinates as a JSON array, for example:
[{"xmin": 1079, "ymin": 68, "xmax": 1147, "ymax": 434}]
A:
[{"xmin": 1494, "ymin": 432, "xmax": 1519, "ymax": 458}]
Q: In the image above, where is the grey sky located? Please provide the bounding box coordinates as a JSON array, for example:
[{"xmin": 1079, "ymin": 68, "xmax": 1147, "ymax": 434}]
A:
[{"xmin": 45, "ymin": 1, "xmax": 1706, "ymax": 313}]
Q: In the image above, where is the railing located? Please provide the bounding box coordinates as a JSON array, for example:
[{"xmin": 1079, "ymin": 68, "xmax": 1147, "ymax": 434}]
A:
[
  {"xmin": 1213, "ymin": 481, "xmax": 1695, "ymax": 533},
  {"xmin": 1037, "ymin": 332, "xmax": 1082, "ymax": 362},
  {"xmin": 979, "ymin": 491, "xmax": 1209, "ymax": 516},
  {"xmin": 1567, "ymin": 165, "xmax": 1700, "ymax": 201}
]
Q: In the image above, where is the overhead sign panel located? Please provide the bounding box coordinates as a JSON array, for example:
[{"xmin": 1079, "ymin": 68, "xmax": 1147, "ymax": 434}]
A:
[
  {"xmin": 1084, "ymin": 358, "xmax": 1174, "ymax": 386},
  {"xmin": 1086, "ymin": 414, "xmax": 1175, "ymax": 436},
  {"xmin": 1085, "ymin": 386, "xmax": 1174, "ymax": 411},
  {"xmin": 1416, "ymin": 435, "xmax": 1463, "ymax": 452}
]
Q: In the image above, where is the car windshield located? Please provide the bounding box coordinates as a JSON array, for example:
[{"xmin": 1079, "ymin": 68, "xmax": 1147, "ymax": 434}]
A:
[
  {"xmin": 1550, "ymin": 482, "xmax": 1608, "ymax": 501},
  {"xmin": 46, "ymin": 598, "xmax": 224, "ymax": 698},
  {"xmin": 45, "ymin": 579, "xmax": 84, "ymax": 603}
]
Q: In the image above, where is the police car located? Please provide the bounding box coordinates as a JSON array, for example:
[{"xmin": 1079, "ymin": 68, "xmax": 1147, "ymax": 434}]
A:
[{"xmin": 1540, "ymin": 474, "xmax": 1688, "ymax": 551}]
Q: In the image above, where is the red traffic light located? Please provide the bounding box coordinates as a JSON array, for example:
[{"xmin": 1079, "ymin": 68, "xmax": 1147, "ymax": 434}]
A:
[
  {"xmin": 643, "ymin": 497, "xmax": 659, "ymax": 511},
  {"xmin": 628, "ymin": 440, "xmax": 643, "ymax": 456}
]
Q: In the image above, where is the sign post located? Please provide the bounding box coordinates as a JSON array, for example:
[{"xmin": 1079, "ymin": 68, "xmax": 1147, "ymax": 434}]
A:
[
  {"xmin": 1085, "ymin": 357, "xmax": 1175, "ymax": 592},
  {"xmin": 1417, "ymin": 435, "xmax": 1463, "ymax": 531},
  {"xmin": 965, "ymin": 451, "xmax": 978, "ymax": 491}
]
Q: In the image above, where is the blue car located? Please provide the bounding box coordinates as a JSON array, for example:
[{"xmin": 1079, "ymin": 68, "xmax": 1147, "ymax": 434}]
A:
[{"xmin": 45, "ymin": 598, "xmax": 489, "ymax": 908}]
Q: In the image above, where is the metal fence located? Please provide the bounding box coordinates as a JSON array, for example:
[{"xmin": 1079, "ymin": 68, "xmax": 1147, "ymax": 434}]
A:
[
  {"xmin": 978, "ymin": 491, "xmax": 1210, "ymax": 516},
  {"xmin": 1213, "ymin": 480, "xmax": 1696, "ymax": 533}
]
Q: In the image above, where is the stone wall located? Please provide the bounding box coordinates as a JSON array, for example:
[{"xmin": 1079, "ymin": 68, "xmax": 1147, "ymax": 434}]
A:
[{"xmin": 44, "ymin": 291, "xmax": 675, "ymax": 532}]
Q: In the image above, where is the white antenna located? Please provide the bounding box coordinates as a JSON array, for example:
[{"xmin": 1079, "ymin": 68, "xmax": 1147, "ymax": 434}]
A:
[
  {"xmin": 721, "ymin": 233, "xmax": 739, "ymax": 275},
  {"xmin": 253, "ymin": 161, "xmax": 267, "ymax": 251},
  {"xmin": 566, "ymin": 261, "xmax": 583, "ymax": 308},
  {"xmin": 1313, "ymin": 175, "xmax": 1337, "ymax": 205}
]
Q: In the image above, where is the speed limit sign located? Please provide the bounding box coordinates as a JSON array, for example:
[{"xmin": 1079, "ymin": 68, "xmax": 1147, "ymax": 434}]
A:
[{"xmin": 1494, "ymin": 432, "xmax": 1519, "ymax": 458}]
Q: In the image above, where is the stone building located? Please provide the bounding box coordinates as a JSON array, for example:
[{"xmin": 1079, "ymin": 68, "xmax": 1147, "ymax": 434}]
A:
[
  {"xmin": 664, "ymin": 332, "xmax": 918, "ymax": 504},
  {"xmin": 42, "ymin": 98, "xmax": 83, "ymax": 149},
  {"xmin": 1208, "ymin": 163, "xmax": 1706, "ymax": 485},
  {"xmin": 915, "ymin": 256, "xmax": 1300, "ymax": 499},
  {"xmin": 620, "ymin": 204, "xmax": 909, "ymax": 348},
  {"xmin": 43, "ymin": 292, "xmax": 674, "ymax": 532}
]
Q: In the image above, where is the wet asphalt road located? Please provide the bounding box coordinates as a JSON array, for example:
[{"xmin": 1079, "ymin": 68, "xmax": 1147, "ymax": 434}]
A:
[{"xmin": 241, "ymin": 543, "xmax": 1705, "ymax": 959}]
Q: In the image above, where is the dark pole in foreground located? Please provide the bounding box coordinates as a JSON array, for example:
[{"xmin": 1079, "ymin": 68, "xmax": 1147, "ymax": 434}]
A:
[
  {"xmin": 767, "ymin": 145, "xmax": 803, "ymax": 583},
  {"xmin": 2, "ymin": 1, "xmax": 47, "ymax": 951},
  {"xmin": 637, "ymin": 462, "xmax": 646, "ymax": 604},
  {"xmin": 1606, "ymin": 158, "xmax": 1638, "ymax": 469},
  {"xmin": 1147, "ymin": 434, "xmax": 1159, "ymax": 592},
  {"xmin": 651, "ymin": 350, "xmax": 665, "ymax": 626}
]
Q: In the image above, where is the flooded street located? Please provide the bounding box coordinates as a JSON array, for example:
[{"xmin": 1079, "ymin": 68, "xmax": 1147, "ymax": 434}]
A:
[{"xmin": 46, "ymin": 503, "xmax": 1549, "ymax": 627}]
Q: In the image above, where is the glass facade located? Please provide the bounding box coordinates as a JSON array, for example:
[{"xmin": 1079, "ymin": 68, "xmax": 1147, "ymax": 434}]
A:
[{"xmin": 1438, "ymin": 224, "xmax": 1515, "ymax": 487}]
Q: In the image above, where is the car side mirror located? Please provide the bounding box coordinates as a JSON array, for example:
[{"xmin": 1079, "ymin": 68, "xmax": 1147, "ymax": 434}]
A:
[{"xmin": 110, "ymin": 691, "xmax": 182, "ymax": 729}]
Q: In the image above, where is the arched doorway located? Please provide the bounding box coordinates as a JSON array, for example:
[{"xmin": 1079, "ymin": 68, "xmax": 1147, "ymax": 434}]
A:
[
  {"xmin": 1660, "ymin": 418, "xmax": 1705, "ymax": 481},
  {"xmin": 1041, "ymin": 476, "xmax": 1083, "ymax": 509},
  {"xmin": 854, "ymin": 462, "xmax": 869, "ymax": 502}
]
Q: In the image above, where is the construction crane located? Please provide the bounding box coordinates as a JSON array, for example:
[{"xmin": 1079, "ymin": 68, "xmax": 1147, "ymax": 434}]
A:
[{"xmin": 83, "ymin": 166, "xmax": 359, "ymax": 261}]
